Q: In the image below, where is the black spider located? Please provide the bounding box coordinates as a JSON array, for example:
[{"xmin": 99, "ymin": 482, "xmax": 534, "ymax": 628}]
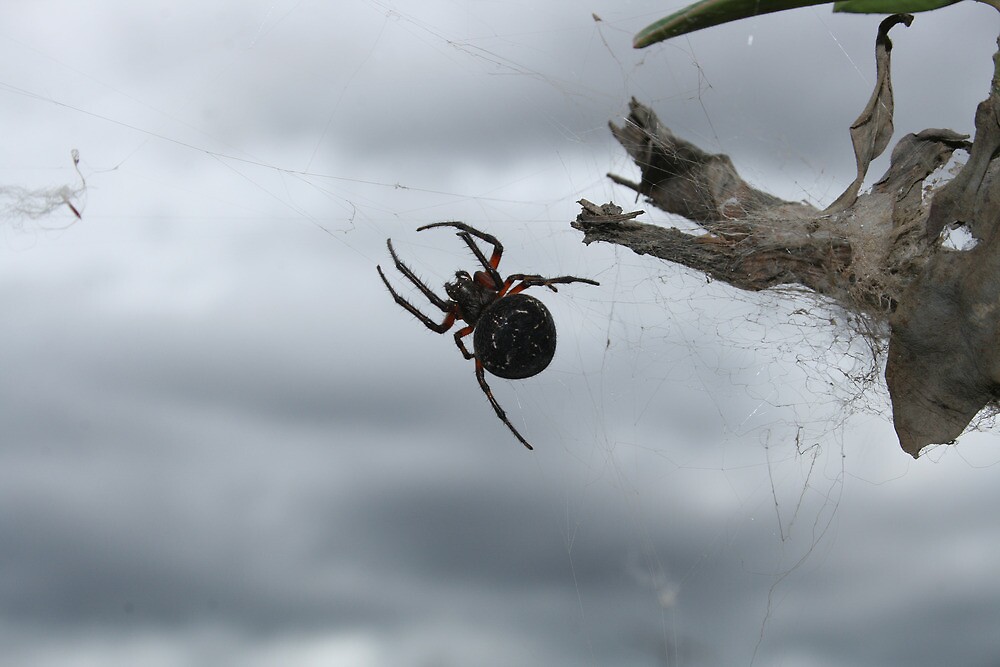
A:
[{"xmin": 377, "ymin": 221, "xmax": 599, "ymax": 450}]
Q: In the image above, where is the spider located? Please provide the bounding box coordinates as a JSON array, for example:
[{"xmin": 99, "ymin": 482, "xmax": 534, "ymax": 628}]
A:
[{"xmin": 376, "ymin": 221, "xmax": 599, "ymax": 450}]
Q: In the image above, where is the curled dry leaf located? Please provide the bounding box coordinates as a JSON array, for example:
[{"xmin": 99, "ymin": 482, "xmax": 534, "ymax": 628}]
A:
[{"xmin": 825, "ymin": 14, "xmax": 913, "ymax": 214}]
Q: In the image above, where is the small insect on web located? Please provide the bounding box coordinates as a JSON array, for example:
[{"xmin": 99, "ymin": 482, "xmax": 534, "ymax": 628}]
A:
[{"xmin": 377, "ymin": 222, "xmax": 599, "ymax": 450}]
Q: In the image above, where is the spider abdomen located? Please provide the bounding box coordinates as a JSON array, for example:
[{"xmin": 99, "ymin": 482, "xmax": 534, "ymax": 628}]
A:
[{"xmin": 474, "ymin": 293, "xmax": 557, "ymax": 379}]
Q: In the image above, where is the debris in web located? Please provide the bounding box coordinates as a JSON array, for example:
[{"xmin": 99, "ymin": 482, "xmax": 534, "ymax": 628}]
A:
[
  {"xmin": 575, "ymin": 14, "xmax": 1000, "ymax": 457},
  {"xmin": 0, "ymin": 149, "xmax": 85, "ymax": 227}
]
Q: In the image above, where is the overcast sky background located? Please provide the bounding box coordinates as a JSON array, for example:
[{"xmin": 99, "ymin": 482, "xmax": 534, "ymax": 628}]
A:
[{"xmin": 2, "ymin": 2, "xmax": 1000, "ymax": 666}]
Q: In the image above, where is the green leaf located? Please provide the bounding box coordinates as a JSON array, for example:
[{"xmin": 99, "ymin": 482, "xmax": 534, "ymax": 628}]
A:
[
  {"xmin": 633, "ymin": 0, "xmax": 835, "ymax": 48},
  {"xmin": 833, "ymin": 0, "xmax": 958, "ymax": 12}
]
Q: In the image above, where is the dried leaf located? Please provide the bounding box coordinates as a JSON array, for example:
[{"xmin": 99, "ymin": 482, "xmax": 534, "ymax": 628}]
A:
[
  {"xmin": 886, "ymin": 242, "xmax": 1000, "ymax": 457},
  {"xmin": 885, "ymin": 41, "xmax": 1000, "ymax": 456},
  {"xmin": 825, "ymin": 14, "xmax": 913, "ymax": 214},
  {"xmin": 925, "ymin": 83, "xmax": 1000, "ymax": 240}
]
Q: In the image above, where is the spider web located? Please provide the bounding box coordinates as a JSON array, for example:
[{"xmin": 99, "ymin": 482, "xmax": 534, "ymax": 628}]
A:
[{"xmin": 2, "ymin": 3, "xmax": 999, "ymax": 667}]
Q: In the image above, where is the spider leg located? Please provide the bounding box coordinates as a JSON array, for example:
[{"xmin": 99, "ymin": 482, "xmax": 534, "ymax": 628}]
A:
[
  {"xmin": 474, "ymin": 359, "xmax": 534, "ymax": 450},
  {"xmin": 456, "ymin": 232, "xmax": 503, "ymax": 288},
  {"xmin": 377, "ymin": 264, "xmax": 457, "ymax": 334},
  {"xmin": 417, "ymin": 221, "xmax": 504, "ymax": 286},
  {"xmin": 453, "ymin": 324, "xmax": 475, "ymax": 360},
  {"xmin": 500, "ymin": 274, "xmax": 600, "ymax": 297},
  {"xmin": 385, "ymin": 238, "xmax": 452, "ymax": 312}
]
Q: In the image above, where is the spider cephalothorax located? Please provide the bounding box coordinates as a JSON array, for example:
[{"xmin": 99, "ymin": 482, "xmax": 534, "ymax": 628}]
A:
[{"xmin": 376, "ymin": 221, "xmax": 598, "ymax": 450}]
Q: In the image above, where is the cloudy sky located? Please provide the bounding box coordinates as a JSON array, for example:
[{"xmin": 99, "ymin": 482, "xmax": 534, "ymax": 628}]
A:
[{"xmin": 2, "ymin": 1, "xmax": 999, "ymax": 665}]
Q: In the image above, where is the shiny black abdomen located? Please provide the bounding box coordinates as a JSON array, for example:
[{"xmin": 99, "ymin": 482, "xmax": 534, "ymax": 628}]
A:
[{"xmin": 473, "ymin": 294, "xmax": 557, "ymax": 379}]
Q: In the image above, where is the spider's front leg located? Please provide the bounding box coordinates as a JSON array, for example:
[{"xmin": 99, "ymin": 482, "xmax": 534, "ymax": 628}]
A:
[
  {"xmin": 417, "ymin": 221, "xmax": 504, "ymax": 286},
  {"xmin": 474, "ymin": 359, "xmax": 534, "ymax": 451},
  {"xmin": 378, "ymin": 265, "xmax": 457, "ymax": 333},
  {"xmin": 377, "ymin": 239, "xmax": 458, "ymax": 334},
  {"xmin": 383, "ymin": 239, "xmax": 452, "ymax": 311},
  {"xmin": 501, "ymin": 274, "xmax": 600, "ymax": 297}
]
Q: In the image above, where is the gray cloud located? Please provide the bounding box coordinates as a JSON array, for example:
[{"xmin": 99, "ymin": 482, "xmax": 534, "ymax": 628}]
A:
[{"xmin": 2, "ymin": 1, "xmax": 1000, "ymax": 666}]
